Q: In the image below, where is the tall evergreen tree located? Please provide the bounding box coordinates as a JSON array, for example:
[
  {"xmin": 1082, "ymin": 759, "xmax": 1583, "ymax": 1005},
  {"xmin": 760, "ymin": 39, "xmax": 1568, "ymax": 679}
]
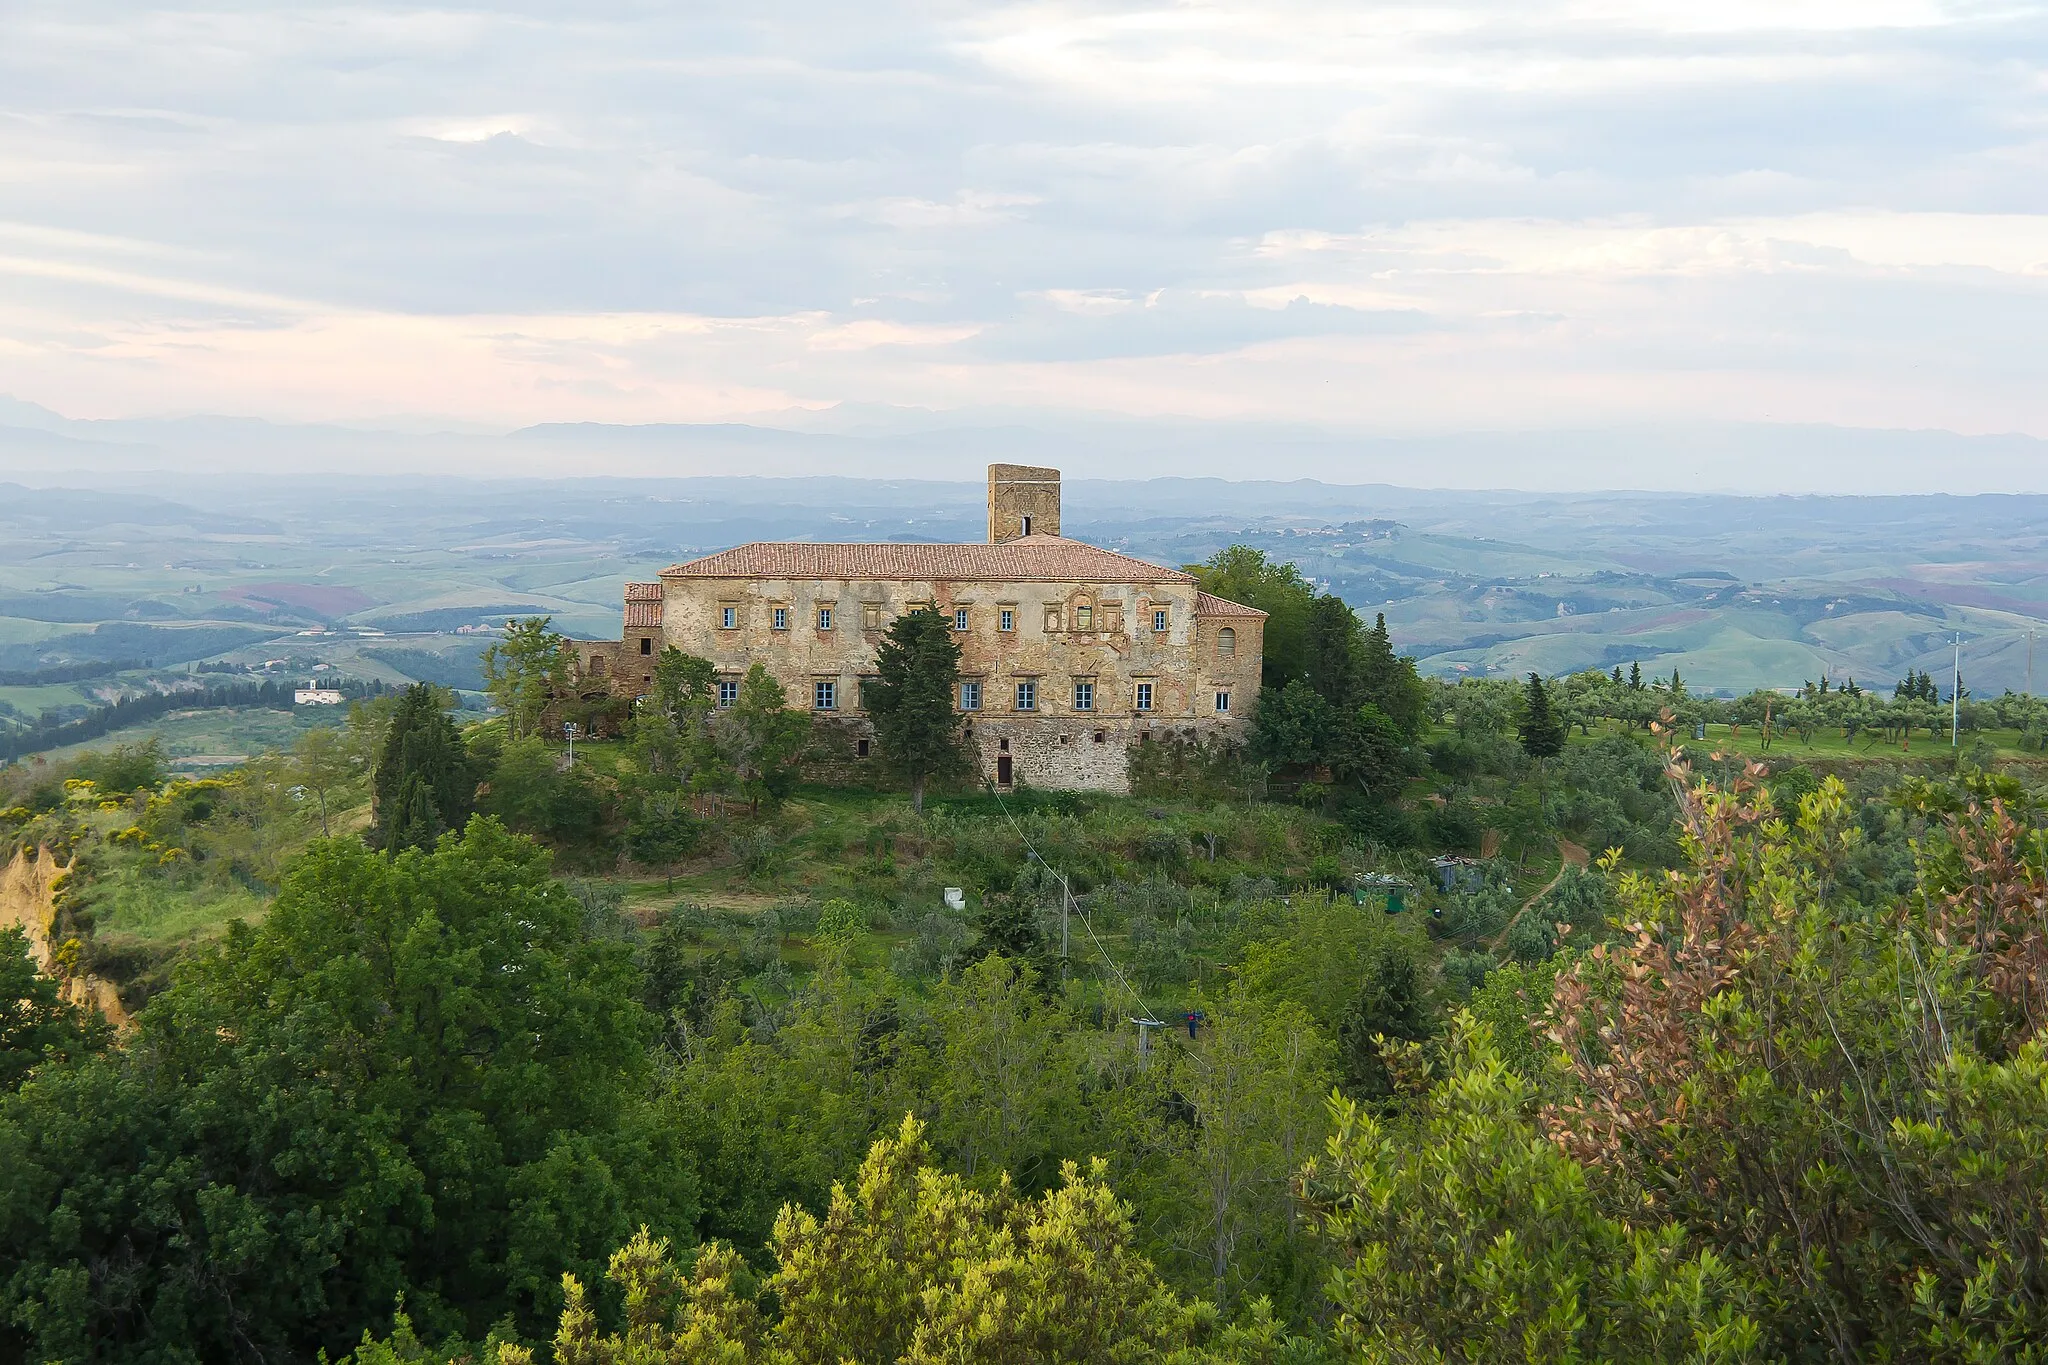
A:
[
  {"xmin": 1518, "ymin": 672, "xmax": 1566, "ymax": 760},
  {"xmin": 1303, "ymin": 594, "xmax": 1365, "ymax": 712},
  {"xmin": 370, "ymin": 683, "xmax": 476, "ymax": 851},
  {"xmin": 1628, "ymin": 660, "xmax": 1643, "ymax": 690},
  {"xmin": 865, "ymin": 606, "xmax": 966, "ymax": 812},
  {"xmin": 1358, "ymin": 612, "xmax": 1428, "ymax": 739}
]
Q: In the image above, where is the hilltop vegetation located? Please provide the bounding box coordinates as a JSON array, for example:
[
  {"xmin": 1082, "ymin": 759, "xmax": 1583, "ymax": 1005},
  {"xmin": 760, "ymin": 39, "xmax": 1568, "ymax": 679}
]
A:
[
  {"xmin": 6, "ymin": 476, "xmax": 2046, "ymax": 773},
  {"xmin": 4, "ymin": 550, "xmax": 2048, "ymax": 1364}
]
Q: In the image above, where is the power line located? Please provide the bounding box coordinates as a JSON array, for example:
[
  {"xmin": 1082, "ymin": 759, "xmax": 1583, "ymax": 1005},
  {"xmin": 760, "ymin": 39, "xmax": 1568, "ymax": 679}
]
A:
[{"xmin": 983, "ymin": 779, "xmax": 1163, "ymax": 1030}]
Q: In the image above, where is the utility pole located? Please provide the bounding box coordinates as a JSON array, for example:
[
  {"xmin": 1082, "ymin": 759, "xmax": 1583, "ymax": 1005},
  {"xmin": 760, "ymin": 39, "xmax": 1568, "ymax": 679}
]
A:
[{"xmin": 1951, "ymin": 634, "xmax": 1962, "ymax": 748}]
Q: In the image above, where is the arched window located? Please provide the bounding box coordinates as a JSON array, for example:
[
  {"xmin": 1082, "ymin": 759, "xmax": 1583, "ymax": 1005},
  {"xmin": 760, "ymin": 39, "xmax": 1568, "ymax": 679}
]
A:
[{"xmin": 1217, "ymin": 627, "xmax": 1236, "ymax": 657}]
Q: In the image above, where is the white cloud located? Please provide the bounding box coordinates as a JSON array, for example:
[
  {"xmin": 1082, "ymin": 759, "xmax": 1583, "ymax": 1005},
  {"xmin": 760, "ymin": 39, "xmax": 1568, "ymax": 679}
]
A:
[{"xmin": 0, "ymin": 0, "xmax": 2044, "ymax": 483}]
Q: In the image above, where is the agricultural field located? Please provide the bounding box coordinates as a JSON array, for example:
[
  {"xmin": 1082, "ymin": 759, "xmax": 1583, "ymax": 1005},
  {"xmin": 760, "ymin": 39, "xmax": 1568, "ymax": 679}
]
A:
[{"xmin": 5, "ymin": 473, "xmax": 2046, "ymax": 767}]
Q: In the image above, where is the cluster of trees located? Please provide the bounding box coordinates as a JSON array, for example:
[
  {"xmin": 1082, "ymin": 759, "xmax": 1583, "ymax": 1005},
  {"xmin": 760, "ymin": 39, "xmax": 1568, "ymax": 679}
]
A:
[
  {"xmin": 1894, "ymin": 668, "xmax": 1946, "ymax": 703},
  {"xmin": 0, "ymin": 659, "xmax": 145, "ymax": 687},
  {"xmin": 0, "ymin": 795, "xmax": 1435, "ymax": 1359},
  {"xmin": 11, "ymin": 556, "xmax": 2048, "ymax": 1362},
  {"xmin": 479, "ymin": 608, "xmax": 972, "ymax": 814},
  {"xmin": 0, "ymin": 678, "xmax": 391, "ymax": 762},
  {"xmin": 9, "ymin": 755, "xmax": 2044, "ymax": 1362},
  {"xmin": 1191, "ymin": 551, "xmax": 1428, "ymax": 807},
  {"xmin": 1428, "ymin": 665, "xmax": 2048, "ymax": 752}
]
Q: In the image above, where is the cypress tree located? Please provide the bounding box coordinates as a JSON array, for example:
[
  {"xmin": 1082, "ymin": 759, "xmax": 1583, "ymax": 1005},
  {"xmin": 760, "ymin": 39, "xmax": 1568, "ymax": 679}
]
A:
[
  {"xmin": 1304, "ymin": 594, "xmax": 1366, "ymax": 712},
  {"xmin": 865, "ymin": 606, "xmax": 966, "ymax": 812},
  {"xmin": 1629, "ymin": 660, "xmax": 1643, "ymax": 690},
  {"xmin": 371, "ymin": 684, "xmax": 477, "ymax": 851},
  {"xmin": 1519, "ymin": 672, "xmax": 1566, "ymax": 760},
  {"xmin": 1358, "ymin": 610, "xmax": 1427, "ymax": 739}
]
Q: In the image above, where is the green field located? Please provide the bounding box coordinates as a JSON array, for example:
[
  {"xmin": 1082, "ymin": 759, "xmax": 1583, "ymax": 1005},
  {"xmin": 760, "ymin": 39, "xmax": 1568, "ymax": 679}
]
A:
[{"xmin": 4, "ymin": 475, "xmax": 2046, "ymax": 771}]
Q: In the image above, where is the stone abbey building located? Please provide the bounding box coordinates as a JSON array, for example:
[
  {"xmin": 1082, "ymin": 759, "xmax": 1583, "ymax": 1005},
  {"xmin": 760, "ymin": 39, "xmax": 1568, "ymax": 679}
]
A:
[{"xmin": 577, "ymin": 465, "xmax": 1264, "ymax": 791}]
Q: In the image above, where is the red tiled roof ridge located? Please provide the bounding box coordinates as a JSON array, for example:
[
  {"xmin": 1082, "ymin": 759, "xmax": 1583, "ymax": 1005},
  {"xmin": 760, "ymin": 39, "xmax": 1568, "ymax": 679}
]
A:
[
  {"xmin": 1195, "ymin": 590, "xmax": 1268, "ymax": 619},
  {"xmin": 660, "ymin": 534, "xmax": 1198, "ymax": 584}
]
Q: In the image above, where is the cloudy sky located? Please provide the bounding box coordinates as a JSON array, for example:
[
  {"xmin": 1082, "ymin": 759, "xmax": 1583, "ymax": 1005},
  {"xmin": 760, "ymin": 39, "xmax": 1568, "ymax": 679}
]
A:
[{"xmin": 3, "ymin": 1, "xmax": 2046, "ymax": 465}]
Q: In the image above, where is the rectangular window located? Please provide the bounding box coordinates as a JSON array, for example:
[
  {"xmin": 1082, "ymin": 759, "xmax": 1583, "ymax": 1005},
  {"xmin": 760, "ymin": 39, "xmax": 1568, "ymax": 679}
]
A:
[
  {"xmin": 1043, "ymin": 607, "xmax": 1061, "ymax": 633},
  {"xmin": 857, "ymin": 677, "xmax": 876, "ymax": 709},
  {"xmin": 721, "ymin": 606, "xmax": 737, "ymax": 630},
  {"xmin": 1074, "ymin": 680, "xmax": 1094, "ymax": 711},
  {"xmin": 862, "ymin": 603, "xmax": 882, "ymax": 630},
  {"xmin": 954, "ymin": 607, "xmax": 970, "ymax": 632},
  {"xmin": 1015, "ymin": 680, "xmax": 1037, "ymax": 711},
  {"xmin": 959, "ymin": 680, "xmax": 981, "ymax": 711},
  {"xmin": 999, "ymin": 608, "xmax": 1014, "ymax": 633},
  {"xmin": 717, "ymin": 680, "xmax": 739, "ymax": 707},
  {"xmin": 773, "ymin": 606, "xmax": 789, "ymax": 631},
  {"xmin": 1075, "ymin": 605, "xmax": 1093, "ymax": 630},
  {"xmin": 1214, "ymin": 690, "xmax": 1231, "ymax": 714},
  {"xmin": 1152, "ymin": 609, "xmax": 1168, "ymax": 632},
  {"xmin": 814, "ymin": 680, "xmax": 836, "ymax": 710},
  {"xmin": 1135, "ymin": 682, "xmax": 1153, "ymax": 712},
  {"xmin": 639, "ymin": 637, "xmax": 652, "ymax": 655},
  {"xmin": 817, "ymin": 606, "xmax": 833, "ymax": 630}
]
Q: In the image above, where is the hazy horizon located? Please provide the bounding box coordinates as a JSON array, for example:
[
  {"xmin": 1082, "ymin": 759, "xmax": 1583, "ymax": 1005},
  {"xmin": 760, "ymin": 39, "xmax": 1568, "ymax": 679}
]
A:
[{"xmin": 5, "ymin": 1, "xmax": 2047, "ymax": 492}]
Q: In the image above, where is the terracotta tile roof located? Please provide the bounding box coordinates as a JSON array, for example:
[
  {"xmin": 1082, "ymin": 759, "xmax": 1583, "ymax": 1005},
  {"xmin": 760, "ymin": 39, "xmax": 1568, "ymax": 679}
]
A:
[
  {"xmin": 624, "ymin": 582, "xmax": 662, "ymax": 601},
  {"xmin": 662, "ymin": 534, "xmax": 1197, "ymax": 585},
  {"xmin": 1195, "ymin": 591, "xmax": 1268, "ymax": 619},
  {"xmin": 623, "ymin": 600, "xmax": 663, "ymax": 628}
]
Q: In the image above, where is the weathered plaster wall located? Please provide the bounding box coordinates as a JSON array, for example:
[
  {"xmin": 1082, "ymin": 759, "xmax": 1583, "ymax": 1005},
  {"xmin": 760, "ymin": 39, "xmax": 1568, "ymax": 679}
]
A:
[
  {"xmin": 659, "ymin": 576, "xmax": 1247, "ymax": 718},
  {"xmin": 987, "ymin": 464, "xmax": 1062, "ymax": 542}
]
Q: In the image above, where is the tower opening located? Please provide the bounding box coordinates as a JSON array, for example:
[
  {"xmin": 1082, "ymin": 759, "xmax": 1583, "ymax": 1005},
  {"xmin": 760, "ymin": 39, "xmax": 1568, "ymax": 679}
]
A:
[{"xmin": 987, "ymin": 464, "xmax": 1061, "ymax": 543}]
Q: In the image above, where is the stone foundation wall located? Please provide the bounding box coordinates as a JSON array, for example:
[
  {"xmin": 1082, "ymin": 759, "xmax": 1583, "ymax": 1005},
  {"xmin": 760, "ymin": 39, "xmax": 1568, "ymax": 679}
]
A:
[
  {"xmin": 964, "ymin": 716, "xmax": 1244, "ymax": 794},
  {"xmin": 793, "ymin": 713, "xmax": 1246, "ymax": 794}
]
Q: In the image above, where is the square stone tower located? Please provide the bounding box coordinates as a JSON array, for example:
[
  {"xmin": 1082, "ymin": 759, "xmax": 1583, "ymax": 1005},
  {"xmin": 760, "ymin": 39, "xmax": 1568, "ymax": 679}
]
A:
[{"xmin": 987, "ymin": 463, "xmax": 1061, "ymax": 543}]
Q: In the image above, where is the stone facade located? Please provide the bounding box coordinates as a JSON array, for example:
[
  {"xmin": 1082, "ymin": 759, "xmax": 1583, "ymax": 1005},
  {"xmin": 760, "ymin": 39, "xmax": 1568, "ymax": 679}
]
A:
[{"xmin": 577, "ymin": 466, "xmax": 1264, "ymax": 792}]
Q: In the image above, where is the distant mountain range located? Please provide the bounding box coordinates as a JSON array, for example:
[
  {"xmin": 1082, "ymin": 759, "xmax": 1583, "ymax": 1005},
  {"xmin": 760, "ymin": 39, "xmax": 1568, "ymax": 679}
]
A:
[{"xmin": 5, "ymin": 394, "xmax": 2048, "ymax": 495}]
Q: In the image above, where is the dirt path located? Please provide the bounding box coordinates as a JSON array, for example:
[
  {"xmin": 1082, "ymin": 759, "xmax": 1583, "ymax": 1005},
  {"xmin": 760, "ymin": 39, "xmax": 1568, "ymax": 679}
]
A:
[{"xmin": 1488, "ymin": 838, "xmax": 1590, "ymax": 956}]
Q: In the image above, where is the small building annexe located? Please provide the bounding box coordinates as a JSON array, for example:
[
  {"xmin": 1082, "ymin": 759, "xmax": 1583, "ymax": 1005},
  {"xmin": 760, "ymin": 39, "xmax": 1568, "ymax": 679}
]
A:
[{"xmin": 580, "ymin": 464, "xmax": 1265, "ymax": 791}]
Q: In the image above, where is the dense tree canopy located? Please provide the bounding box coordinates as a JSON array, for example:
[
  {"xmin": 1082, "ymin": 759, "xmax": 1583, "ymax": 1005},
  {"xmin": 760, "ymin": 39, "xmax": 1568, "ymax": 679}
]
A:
[
  {"xmin": 0, "ymin": 822, "xmax": 693, "ymax": 1362},
  {"xmin": 481, "ymin": 617, "xmax": 570, "ymax": 741},
  {"xmin": 370, "ymin": 683, "xmax": 478, "ymax": 851},
  {"xmin": 0, "ymin": 928, "xmax": 106, "ymax": 1094},
  {"xmin": 1187, "ymin": 547, "xmax": 1317, "ymax": 689},
  {"xmin": 864, "ymin": 607, "xmax": 967, "ymax": 812},
  {"xmin": 710, "ymin": 664, "xmax": 810, "ymax": 812},
  {"xmin": 10, "ymin": 536, "xmax": 2048, "ymax": 1365}
]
